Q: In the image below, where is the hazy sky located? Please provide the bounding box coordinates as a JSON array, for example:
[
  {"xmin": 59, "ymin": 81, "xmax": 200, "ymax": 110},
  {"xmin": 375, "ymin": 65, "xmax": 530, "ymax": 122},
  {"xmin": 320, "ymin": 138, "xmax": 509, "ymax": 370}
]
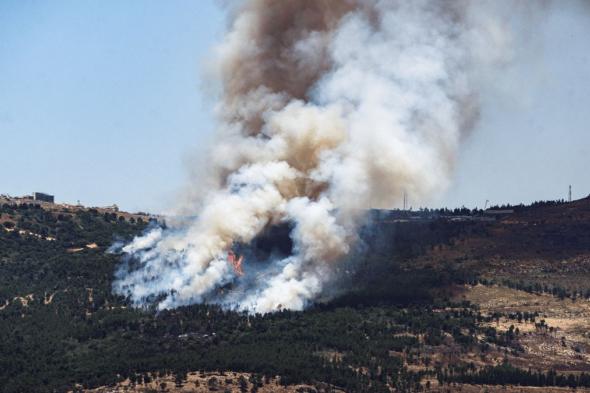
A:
[
  {"xmin": 0, "ymin": 1, "xmax": 223, "ymax": 212},
  {"xmin": 439, "ymin": 2, "xmax": 590, "ymax": 210},
  {"xmin": 1, "ymin": 1, "xmax": 589, "ymax": 212}
]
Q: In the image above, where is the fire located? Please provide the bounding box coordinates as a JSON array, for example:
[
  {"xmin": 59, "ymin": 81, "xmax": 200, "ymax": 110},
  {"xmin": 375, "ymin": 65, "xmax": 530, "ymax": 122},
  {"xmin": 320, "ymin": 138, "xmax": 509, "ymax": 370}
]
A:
[{"xmin": 227, "ymin": 250, "xmax": 244, "ymax": 276}]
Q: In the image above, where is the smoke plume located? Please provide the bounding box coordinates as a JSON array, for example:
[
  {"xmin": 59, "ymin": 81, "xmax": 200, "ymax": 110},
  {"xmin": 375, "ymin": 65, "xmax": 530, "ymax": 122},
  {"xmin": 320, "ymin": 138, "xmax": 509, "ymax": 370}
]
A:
[{"xmin": 113, "ymin": 0, "xmax": 510, "ymax": 313}]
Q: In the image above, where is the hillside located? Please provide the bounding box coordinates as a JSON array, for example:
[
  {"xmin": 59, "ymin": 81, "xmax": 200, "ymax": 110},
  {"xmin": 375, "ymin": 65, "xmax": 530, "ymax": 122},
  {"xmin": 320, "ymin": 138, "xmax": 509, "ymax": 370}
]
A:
[{"xmin": 1, "ymin": 196, "xmax": 590, "ymax": 392}]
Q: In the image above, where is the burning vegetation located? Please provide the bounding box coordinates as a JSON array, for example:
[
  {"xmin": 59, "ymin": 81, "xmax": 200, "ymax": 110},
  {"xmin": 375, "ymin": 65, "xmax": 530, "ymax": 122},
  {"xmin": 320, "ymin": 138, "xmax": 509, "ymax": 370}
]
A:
[
  {"xmin": 3, "ymin": 195, "xmax": 590, "ymax": 392},
  {"xmin": 227, "ymin": 250, "xmax": 244, "ymax": 277},
  {"xmin": 113, "ymin": 0, "xmax": 513, "ymax": 313}
]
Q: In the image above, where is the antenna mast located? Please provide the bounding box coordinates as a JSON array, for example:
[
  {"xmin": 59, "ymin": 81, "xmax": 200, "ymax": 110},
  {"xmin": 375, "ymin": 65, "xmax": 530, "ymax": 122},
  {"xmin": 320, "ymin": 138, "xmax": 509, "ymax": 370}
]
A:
[{"xmin": 403, "ymin": 191, "xmax": 407, "ymax": 210}]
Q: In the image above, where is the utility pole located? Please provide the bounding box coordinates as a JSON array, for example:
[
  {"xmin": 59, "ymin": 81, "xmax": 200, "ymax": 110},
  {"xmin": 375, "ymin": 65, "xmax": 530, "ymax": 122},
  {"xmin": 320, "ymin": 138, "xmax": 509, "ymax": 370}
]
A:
[
  {"xmin": 403, "ymin": 191, "xmax": 407, "ymax": 210},
  {"xmin": 569, "ymin": 185, "xmax": 572, "ymax": 203}
]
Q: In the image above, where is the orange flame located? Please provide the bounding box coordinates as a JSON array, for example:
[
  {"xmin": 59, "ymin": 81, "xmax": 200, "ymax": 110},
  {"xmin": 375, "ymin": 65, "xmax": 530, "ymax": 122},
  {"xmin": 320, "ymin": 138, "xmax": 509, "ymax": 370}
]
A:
[{"xmin": 227, "ymin": 250, "xmax": 244, "ymax": 276}]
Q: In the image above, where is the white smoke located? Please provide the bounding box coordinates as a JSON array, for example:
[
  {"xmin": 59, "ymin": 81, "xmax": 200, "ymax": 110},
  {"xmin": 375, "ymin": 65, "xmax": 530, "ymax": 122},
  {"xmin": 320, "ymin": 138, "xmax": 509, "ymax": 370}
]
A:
[{"xmin": 113, "ymin": 0, "xmax": 514, "ymax": 313}]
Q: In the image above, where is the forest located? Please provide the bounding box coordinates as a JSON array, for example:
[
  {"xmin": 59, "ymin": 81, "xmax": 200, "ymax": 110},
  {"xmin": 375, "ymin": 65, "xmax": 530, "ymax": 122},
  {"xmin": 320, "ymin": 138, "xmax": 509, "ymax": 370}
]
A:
[{"xmin": 1, "ymin": 201, "xmax": 588, "ymax": 392}]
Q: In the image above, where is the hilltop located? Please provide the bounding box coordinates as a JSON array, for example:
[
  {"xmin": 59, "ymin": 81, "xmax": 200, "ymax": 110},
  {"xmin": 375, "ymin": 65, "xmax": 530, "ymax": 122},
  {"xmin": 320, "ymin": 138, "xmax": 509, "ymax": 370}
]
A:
[
  {"xmin": 0, "ymin": 194, "xmax": 154, "ymax": 223},
  {"xmin": 1, "ymin": 195, "xmax": 590, "ymax": 392}
]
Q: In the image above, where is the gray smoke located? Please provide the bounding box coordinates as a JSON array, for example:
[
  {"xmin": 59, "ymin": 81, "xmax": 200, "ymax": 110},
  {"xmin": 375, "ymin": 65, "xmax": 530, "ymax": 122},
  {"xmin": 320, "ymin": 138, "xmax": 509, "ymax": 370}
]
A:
[{"xmin": 113, "ymin": 0, "xmax": 513, "ymax": 313}]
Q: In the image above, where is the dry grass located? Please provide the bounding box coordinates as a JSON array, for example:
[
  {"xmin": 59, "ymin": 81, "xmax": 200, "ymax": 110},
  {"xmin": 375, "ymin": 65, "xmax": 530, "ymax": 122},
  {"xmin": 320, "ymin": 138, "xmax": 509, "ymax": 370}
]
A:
[
  {"xmin": 457, "ymin": 284, "xmax": 590, "ymax": 318},
  {"xmin": 426, "ymin": 384, "xmax": 590, "ymax": 393},
  {"xmin": 457, "ymin": 284, "xmax": 590, "ymax": 372},
  {"xmin": 73, "ymin": 371, "xmax": 340, "ymax": 393}
]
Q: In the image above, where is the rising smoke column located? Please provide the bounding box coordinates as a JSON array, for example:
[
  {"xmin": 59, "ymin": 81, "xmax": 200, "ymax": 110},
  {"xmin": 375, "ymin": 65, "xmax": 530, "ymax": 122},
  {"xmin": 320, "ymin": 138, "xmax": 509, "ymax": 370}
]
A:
[{"xmin": 113, "ymin": 0, "xmax": 508, "ymax": 313}]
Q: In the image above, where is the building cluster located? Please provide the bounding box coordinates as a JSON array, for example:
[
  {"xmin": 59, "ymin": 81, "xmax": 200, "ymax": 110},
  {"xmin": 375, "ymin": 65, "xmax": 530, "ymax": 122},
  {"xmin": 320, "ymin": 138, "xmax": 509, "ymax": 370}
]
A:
[
  {"xmin": 32, "ymin": 192, "xmax": 55, "ymax": 203},
  {"xmin": 0, "ymin": 192, "xmax": 55, "ymax": 205}
]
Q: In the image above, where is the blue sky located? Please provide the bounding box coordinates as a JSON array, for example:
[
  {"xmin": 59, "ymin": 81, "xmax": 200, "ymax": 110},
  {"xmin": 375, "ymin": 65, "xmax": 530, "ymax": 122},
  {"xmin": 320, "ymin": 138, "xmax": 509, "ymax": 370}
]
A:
[
  {"xmin": 0, "ymin": 1, "xmax": 223, "ymax": 212},
  {"xmin": 1, "ymin": 1, "xmax": 589, "ymax": 212},
  {"xmin": 441, "ymin": 2, "xmax": 590, "ymax": 209}
]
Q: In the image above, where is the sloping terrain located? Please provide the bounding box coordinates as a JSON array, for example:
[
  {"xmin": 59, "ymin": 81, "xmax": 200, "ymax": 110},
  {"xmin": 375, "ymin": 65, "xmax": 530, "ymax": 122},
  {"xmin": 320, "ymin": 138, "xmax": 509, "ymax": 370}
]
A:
[{"xmin": 1, "ymin": 197, "xmax": 590, "ymax": 392}]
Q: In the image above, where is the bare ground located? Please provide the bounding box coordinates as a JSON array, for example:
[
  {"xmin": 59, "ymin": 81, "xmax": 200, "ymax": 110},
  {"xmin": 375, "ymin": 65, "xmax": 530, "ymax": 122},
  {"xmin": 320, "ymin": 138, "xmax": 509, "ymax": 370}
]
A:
[
  {"xmin": 72, "ymin": 371, "xmax": 340, "ymax": 393},
  {"xmin": 456, "ymin": 284, "xmax": 590, "ymax": 373}
]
